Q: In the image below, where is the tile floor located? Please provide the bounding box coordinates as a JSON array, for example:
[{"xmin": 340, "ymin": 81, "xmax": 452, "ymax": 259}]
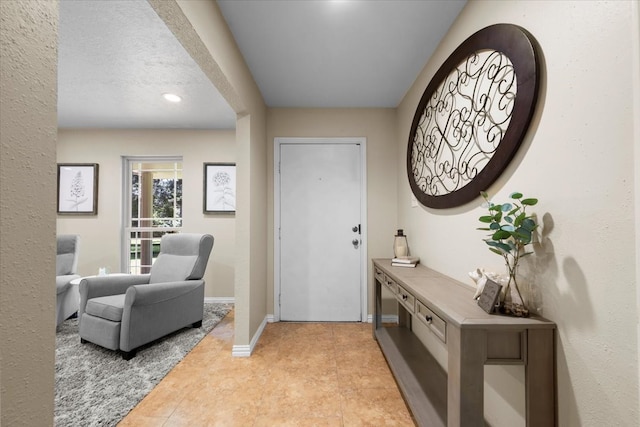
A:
[{"xmin": 119, "ymin": 310, "xmax": 415, "ymax": 426}]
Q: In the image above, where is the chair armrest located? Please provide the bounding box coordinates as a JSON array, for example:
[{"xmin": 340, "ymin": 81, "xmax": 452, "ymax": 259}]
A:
[
  {"xmin": 79, "ymin": 274, "xmax": 150, "ymax": 317},
  {"xmin": 119, "ymin": 280, "xmax": 205, "ymax": 351},
  {"xmin": 125, "ymin": 280, "xmax": 204, "ymax": 306},
  {"xmin": 56, "ymin": 274, "xmax": 81, "ymax": 294}
]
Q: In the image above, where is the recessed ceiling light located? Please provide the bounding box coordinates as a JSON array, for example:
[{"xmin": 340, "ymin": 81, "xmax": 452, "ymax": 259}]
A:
[{"xmin": 162, "ymin": 93, "xmax": 182, "ymax": 103}]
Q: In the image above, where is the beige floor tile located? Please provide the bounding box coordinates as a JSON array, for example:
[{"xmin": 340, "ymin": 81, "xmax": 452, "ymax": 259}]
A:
[
  {"xmin": 120, "ymin": 311, "xmax": 416, "ymax": 427},
  {"xmin": 167, "ymin": 384, "xmax": 263, "ymax": 426},
  {"xmin": 268, "ymin": 361, "xmax": 339, "ymax": 387},
  {"xmin": 126, "ymin": 385, "xmax": 183, "ymax": 418},
  {"xmin": 341, "ymin": 388, "xmax": 414, "ymax": 427},
  {"xmin": 117, "ymin": 414, "xmax": 170, "ymax": 427},
  {"xmin": 253, "ymin": 415, "xmax": 344, "ymax": 427},
  {"xmin": 258, "ymin": 382, "xmax": 343, "ymax": 419}
]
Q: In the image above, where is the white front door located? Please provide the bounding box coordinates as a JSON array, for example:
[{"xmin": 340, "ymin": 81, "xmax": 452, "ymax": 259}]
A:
[{"xmin": 277, "ymin": 139, "xmax": 364, "ymax": 321}]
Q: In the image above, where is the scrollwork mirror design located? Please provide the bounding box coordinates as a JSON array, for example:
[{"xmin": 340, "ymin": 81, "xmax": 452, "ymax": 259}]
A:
[{"xmin": 407, "ymin": 24, "xmax": 541, "ymax": 209}]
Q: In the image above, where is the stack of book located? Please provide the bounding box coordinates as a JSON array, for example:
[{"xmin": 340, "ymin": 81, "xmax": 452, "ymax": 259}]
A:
[{"xmin": 391, "ymin": 256, "xmax": 420, "ymax": 268}]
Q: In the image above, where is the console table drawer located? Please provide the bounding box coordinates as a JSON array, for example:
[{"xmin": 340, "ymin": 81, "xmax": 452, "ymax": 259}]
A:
[
  {"xmin": 397, "ymin": 284, "xmax": 415, "ymax": 313},
  {"xmin": 416, "ymin": 300, "xmax": 446, "ymax": 343},
  {"xmin": 383, "ymin": 275, "xmax": 398, "ymax": 295},
  {"xmin": 374, "ymin": 265, "xmax": 385, "ymax": 283}
]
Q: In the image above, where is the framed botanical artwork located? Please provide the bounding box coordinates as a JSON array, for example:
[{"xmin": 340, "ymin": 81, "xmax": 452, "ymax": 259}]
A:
[
  {"xmin": 57, "ymin": 163, "xmax": 99, "ymax": 215},
  {"xmin": 204, "ymin": 163, "xmax": 236, "ymax": 214}
]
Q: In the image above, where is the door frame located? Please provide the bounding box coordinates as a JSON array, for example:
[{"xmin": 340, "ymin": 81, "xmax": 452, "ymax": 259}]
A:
[{"xmin": 273, "ymin": 137, "xmax": 368, "ymax": 322}]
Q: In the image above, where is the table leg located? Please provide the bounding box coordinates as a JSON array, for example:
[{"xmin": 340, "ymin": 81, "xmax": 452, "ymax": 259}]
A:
[
  {"xmin": 373, "ymin": 279, "xmax": 382, "ymax": 338},
  {"xmin": 526, "ymin": 328, "xmax": 556, "ymax": 426},
  {"xmin": 448, "ymin": 326, "xmax": 486, "ymax": 427}
]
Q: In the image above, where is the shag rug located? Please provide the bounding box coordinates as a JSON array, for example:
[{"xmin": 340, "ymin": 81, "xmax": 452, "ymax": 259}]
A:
[{"xmin": 55, "ymin": 303, "xmax": 231, "ymax": 427}]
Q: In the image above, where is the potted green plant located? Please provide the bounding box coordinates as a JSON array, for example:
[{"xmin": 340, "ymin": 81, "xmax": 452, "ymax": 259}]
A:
[{"xmin": 477, "ymin": 191, "xmax": 539, "ymax": 317}]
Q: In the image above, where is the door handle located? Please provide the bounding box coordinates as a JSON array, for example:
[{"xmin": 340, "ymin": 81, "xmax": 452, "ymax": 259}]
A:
[{"xmin": 352, "ymin": 239, "xmax": 360, "ymax": 249}]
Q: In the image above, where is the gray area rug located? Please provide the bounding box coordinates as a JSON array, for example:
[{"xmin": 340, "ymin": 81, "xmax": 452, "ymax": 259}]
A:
[{"xmin": 55, "ymin": 303, "xmax": 231, "ymax": 426}]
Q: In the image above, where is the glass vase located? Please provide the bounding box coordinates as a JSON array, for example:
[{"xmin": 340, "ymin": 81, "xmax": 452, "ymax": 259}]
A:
[{"xmin": 500, "ymin": 263, "xmax": 529, "ymax": 317}]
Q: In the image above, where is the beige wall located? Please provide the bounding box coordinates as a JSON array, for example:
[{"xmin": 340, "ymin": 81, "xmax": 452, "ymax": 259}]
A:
[
  {"xmin": 266, "ymin": 108, "xmax": 399, "ymax": 315},
  {"xmin": 0, "ymin": 0, "xmax": 58, "ymax": 425},
  {"xmin": 397, "ymin": 1, "xmax": 640, "ymax": 426},
  {"xmin": 56, "ymin": 129, "xmax": 236, "ymax": 298},
  {"xmin": 3, "ymin": 0, "xmax": 638, "ymax": 425},
  {"xmin": 170, "ymin": 0, "xmax": 268, "ymax": 347}
]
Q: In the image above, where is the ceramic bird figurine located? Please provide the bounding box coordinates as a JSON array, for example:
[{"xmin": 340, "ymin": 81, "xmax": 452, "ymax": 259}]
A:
[{"xmin": 469, "ymin": 268, "xmax": 502, "ymax": 300}]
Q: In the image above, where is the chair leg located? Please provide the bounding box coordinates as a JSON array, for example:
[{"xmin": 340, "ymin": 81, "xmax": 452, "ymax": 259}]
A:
[
  {"xmin": 121, "ymin": 349, "xmax": 136, "ymax": 360},
  {"xmin": 192, "ymin": 320, "xmax": 202, "ymax": 328}
]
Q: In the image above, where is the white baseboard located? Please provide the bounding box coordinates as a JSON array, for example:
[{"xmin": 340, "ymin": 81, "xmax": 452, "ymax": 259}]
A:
[
  {"xmin": 204, "ymin": 297, "xmax": 235, "ymax": 304},
  {"xmin": 231, "ymin": 344, "xmax": 251, "ymax": 357},
  {"xmin": 366, "ymin": 314, "xmax": 399, "ymax": 323},
  {"xmin": 231, "ymin": 314, "xmax": 268, "ymax": 357},
  {"xmin": 266, "ymin": 314, "xmax": 397, "ymax": 324}
]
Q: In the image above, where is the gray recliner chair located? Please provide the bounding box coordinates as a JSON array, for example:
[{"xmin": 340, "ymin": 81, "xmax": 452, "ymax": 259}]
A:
[
  {"xmin": 56, "ymin": 235, "xmax": 81, "ymax": 327},
  {"xmin": 78, "ymin": 233, "xmax": 214, "ymax": 359}
]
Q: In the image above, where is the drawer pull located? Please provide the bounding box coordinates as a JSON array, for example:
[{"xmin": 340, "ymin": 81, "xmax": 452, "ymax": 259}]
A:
[
  {"xmin": 425, "ymin": 315, "xmax": 433, "ymax": 323},
  {"xmin": 402, "ymin": 294, "xmax": 408, "ymax": 301}
]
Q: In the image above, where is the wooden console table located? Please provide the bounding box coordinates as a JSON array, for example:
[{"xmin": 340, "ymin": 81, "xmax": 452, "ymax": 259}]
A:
[{"xmin": 373, "ymin": 259, "xmax": 556, "ymax": 427}]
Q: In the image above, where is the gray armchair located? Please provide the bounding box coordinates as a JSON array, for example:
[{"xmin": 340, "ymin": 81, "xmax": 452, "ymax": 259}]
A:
[
  {"xmin": 78, "ymin": 233, "xmax": 214, "ymax": 359},
  {"xmin": 56, "ymin": 235, "xmax": 81, "ymax": 327}
]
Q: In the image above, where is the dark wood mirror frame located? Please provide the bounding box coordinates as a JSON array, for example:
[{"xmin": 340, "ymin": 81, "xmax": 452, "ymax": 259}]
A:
[{"xmin": 407, "ymin": 24, "xmax": 541, "ymax": 209}]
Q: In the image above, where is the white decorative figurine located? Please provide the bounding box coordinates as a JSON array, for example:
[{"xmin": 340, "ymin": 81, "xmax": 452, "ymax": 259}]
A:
[{"xmin": 469, "ymin": 268, "xmax": 502, "ymax": 300}]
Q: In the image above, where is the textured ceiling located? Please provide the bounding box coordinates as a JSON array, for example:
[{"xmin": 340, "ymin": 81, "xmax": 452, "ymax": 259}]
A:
[
  {"xmin": 57, "ymin": 0, "xmax": 466, "ymax": 129},
  {"xmin": 57, "ymin": 0, "xmax": 237, "ymax": 129}
]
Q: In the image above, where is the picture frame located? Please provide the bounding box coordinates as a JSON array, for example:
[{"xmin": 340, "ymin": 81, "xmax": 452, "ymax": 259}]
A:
[
  {"xmin": 57, "ymin": 163, "xmax": 99, "ymax": 215},
  {"xmin": 204, "ymin": 163, "xmax": 236, "ymax": 214},
  {"xmin": 477, "ymin": 278, "xmax": 503, "ymax": 314}
]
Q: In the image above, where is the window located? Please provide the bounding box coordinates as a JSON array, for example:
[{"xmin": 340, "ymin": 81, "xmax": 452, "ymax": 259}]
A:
[{"xmin": 123, "ymin": 157, "xmax": 182, "ymax": 274}]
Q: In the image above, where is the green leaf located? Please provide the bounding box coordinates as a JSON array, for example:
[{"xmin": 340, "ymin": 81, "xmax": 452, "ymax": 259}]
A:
[
  {"xmin": 489, "ymin": 204, "xmax": 502, "ymax": 212},
  {"xmin": 521, "ymin": 198, "xmax": 538, "ymax": 206},
  {"xmin": 501, "ymin": 203, "xmax": 513, "ymax": 212},
  {"xmin": 514, "ymin": 212, "xmax": 526, "ymax": 227},
  {"xmin": 501, "ymin": 224, "xmax": 515, "ymax": 232},
  {"xmin": 480, "ymin": 191, "xmax": 488, "ymax": 199},
  {"xmin": 510, "ymin": 192, "xmax": 523, "ymax": 199},
  {"xmin": 514, "ymin": 228, "xmax": 532, "ymax": 244},
  {"xmin": 489, "ymin": 222, "xmax": 500, "ymax": 230},
  {"xmin": 504, "ymin": 216, "xmax": 513, "ymax": 224},
  {"xmin": 505, "ymin": 241, "xmax": 517, "ymax": 251},
  {"xmin": 487, "ymin": 241, "xmax": 512, "ymax": 253},
  {"xmin": 521, "ymin": 218, "xmax": 537, "ymax": 231},
  {"xmin": 479, "ymin": 215, "xmax": 494, "ymax": 223},
  {"xmin": 493, "ymin": 212, "xmax": 503, "ymax": 222},
  {"xmin": 492, "ymin": 230, "xmax": 511, "ymax": 240},
  {"xmin": 489, "ymin": 247, "xmax": 503, "ymax": 256},
  {"xmin": 476, "ymin": 227, "xmax": 492, "ymax": 231},
  {"xmin": 508, "ymin": 207, "xmax": 520, "ymax": 216}
]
